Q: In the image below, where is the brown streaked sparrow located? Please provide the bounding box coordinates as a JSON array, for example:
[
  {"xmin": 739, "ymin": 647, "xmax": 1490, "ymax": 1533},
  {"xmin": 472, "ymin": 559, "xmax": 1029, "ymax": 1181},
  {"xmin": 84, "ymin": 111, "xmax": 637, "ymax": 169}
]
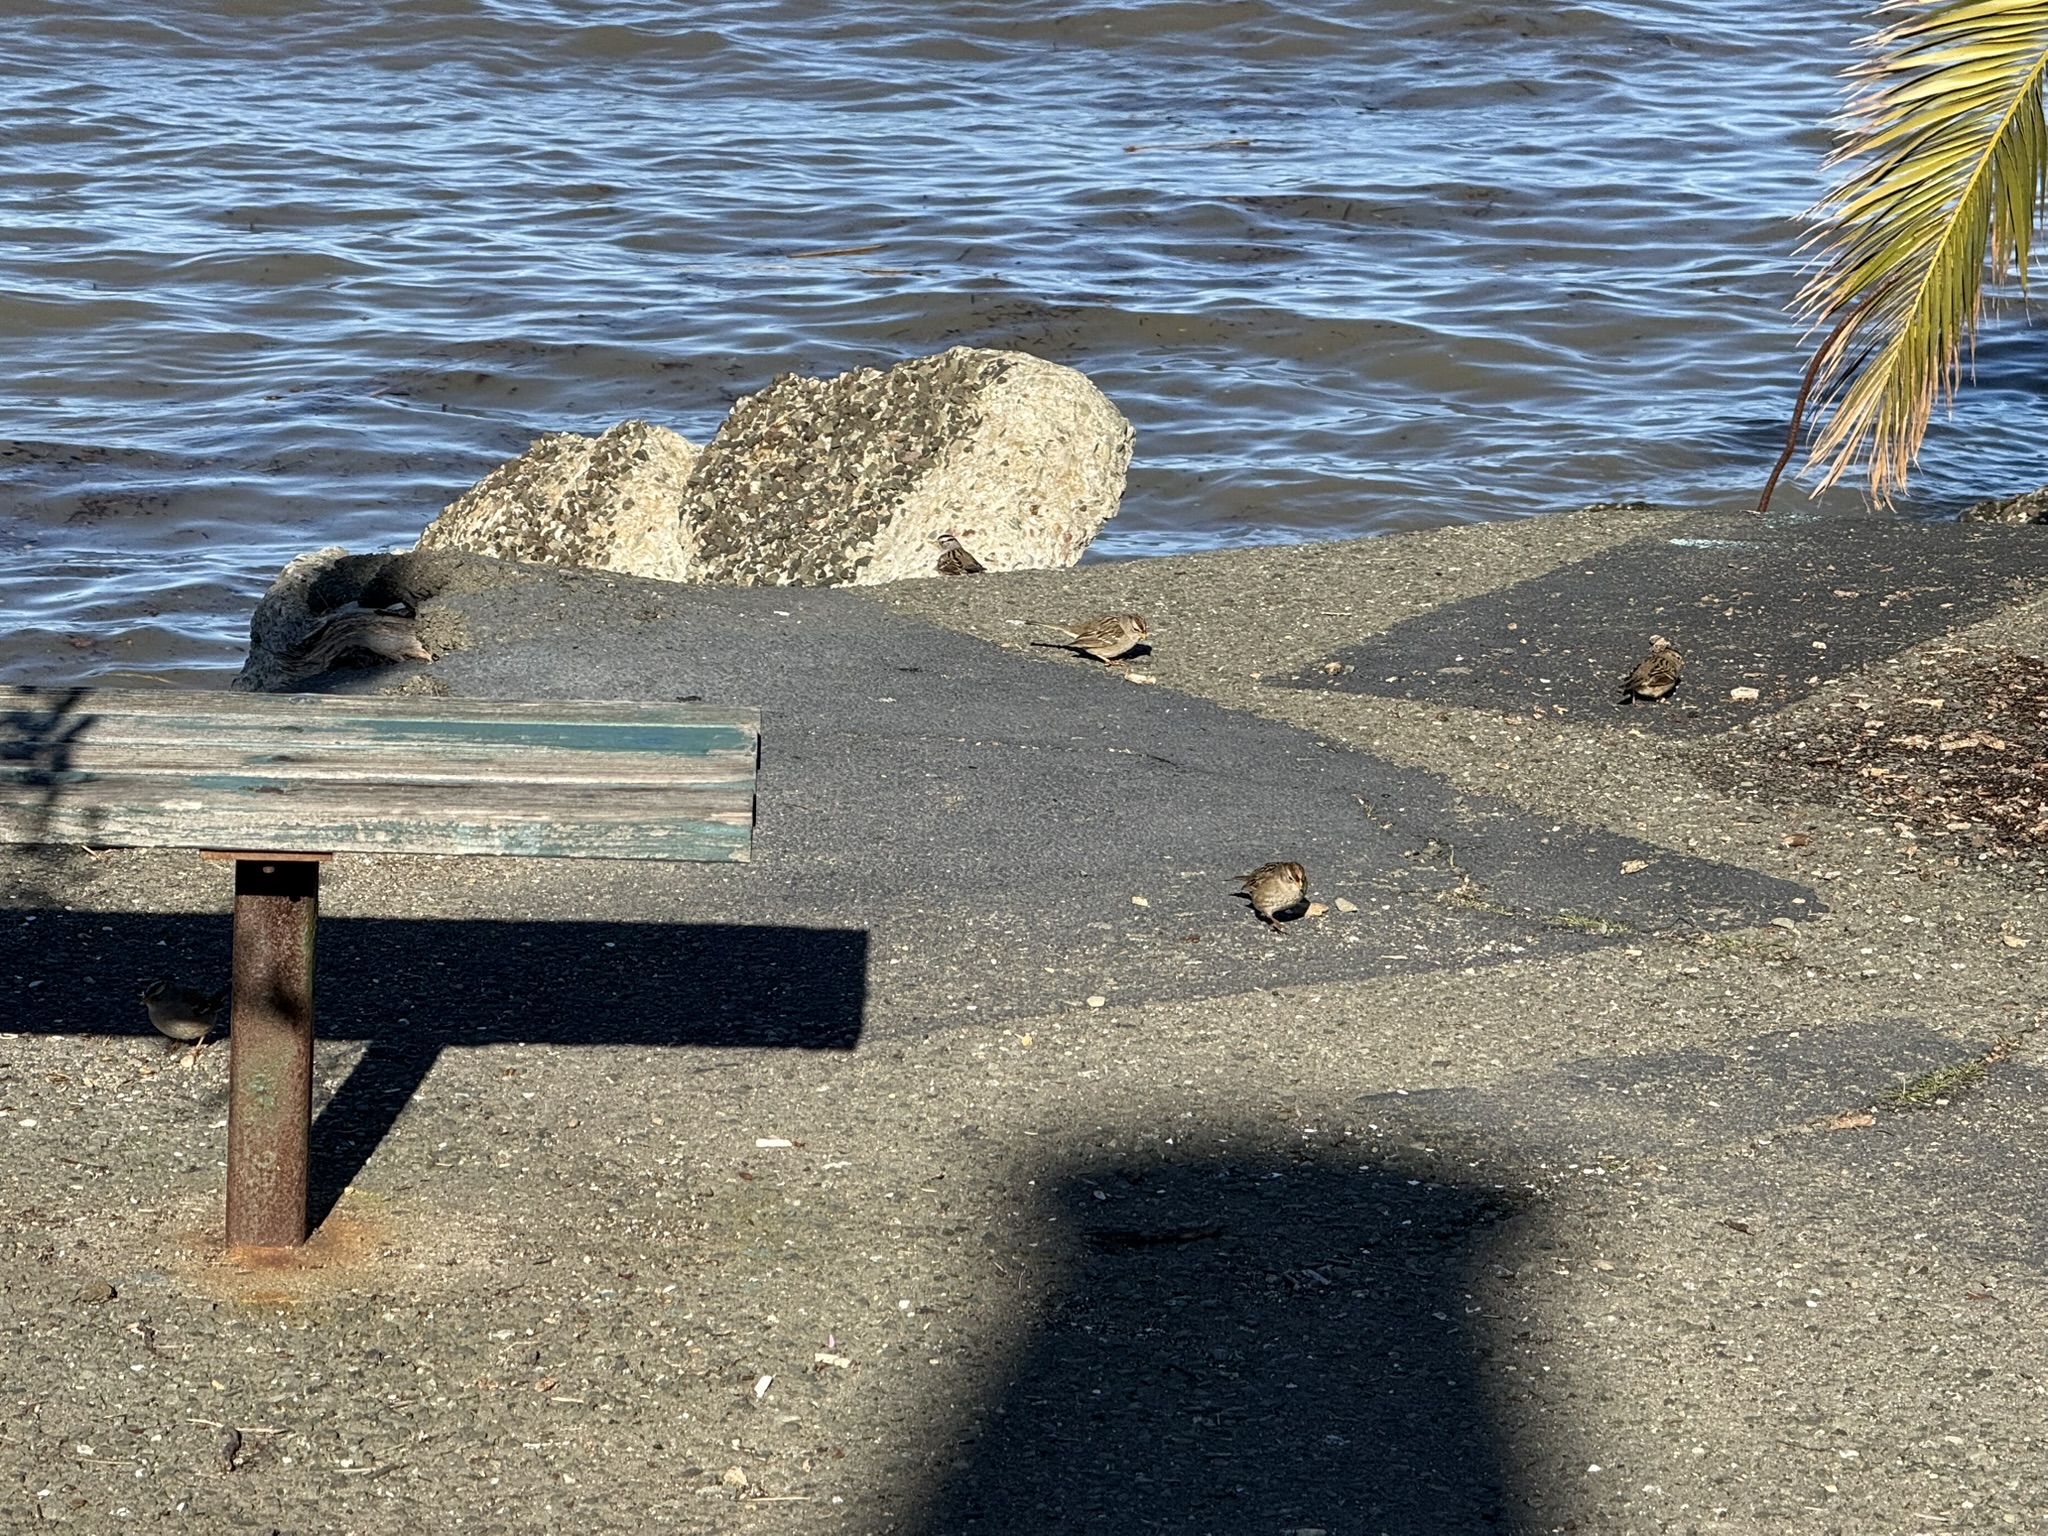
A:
[
  {"xmin": 934, "ymin": 534, "xmax": 986, "ymax": 576},
  {"xmin": 1031, "ymin": 613, "xmax": 1150, "ymax": 664},
  {"xmin": 1233, "ymin": 861, "xmax": 1307, "ymax": 930},
  {"xmin": 1618, "ymin": 634, "xmax": 1683, "ymax": 704}
]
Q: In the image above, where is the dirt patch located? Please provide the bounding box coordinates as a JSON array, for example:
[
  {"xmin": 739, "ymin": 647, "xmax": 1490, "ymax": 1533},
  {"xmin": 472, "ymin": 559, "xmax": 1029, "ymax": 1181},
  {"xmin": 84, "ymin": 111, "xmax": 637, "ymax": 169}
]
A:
[{"xmin": 1718, "ymin": 648, "xmax": 2048, "ymax": 860}]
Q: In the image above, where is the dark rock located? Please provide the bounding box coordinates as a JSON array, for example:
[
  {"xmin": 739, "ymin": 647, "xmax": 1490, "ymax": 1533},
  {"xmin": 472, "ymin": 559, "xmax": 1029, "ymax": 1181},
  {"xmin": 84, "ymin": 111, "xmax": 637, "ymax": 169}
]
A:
[{"xmin": 1960, "ymin": 488, "xmax": 2048, "ymax": 524}]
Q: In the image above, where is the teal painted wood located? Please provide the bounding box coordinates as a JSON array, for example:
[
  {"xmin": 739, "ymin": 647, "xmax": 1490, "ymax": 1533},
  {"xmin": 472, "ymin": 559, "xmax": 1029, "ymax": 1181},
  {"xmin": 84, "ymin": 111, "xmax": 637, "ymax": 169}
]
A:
[{"xmin": 0, "ymin": 687, "xmax": 758, "ymax": 861}]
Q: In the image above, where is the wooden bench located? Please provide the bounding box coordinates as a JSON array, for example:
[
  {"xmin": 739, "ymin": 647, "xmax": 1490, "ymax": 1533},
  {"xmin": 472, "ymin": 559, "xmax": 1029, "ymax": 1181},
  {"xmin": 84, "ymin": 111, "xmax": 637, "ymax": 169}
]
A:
[{"xmin": 0, "ymin": 687, "xmax": 758, "ymax": 1254}]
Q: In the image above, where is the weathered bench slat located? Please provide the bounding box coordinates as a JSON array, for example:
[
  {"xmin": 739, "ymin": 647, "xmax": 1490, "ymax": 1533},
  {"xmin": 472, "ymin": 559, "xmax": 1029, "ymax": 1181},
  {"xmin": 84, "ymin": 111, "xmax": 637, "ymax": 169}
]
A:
[
  {"xmin": 9, "ymin": 802, "xmax": 753, "ymax": 861},
  {"xmin": 1, "ymin": 688, "xmax": 759, "ymax": 862},
  {"xmin": 15, "ymin": 747, "xmax": 755, "ymax": 787},
  {"xmin": 4, "ymin": 688, "xmax": 748, "ymax": 727},
  {"xmin": 33, "ymin": 715, "xmax": 755, "ymax": 755}
]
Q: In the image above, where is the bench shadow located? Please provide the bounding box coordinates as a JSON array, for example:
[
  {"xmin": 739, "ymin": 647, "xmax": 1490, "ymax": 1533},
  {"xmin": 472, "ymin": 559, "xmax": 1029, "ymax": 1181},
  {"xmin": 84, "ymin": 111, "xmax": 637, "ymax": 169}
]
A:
[
  {"xmin": 915, "ymin": 1151, "xmax": 1526, "ymax": 1536},
  {"xmin": 0, "ymin": 908, "xmax": 865, "ymax": 1228}
]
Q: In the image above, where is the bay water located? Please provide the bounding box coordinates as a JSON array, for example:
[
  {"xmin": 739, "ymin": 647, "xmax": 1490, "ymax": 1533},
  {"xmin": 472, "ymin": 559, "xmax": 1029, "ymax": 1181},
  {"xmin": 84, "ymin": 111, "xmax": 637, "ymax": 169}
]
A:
[{"xmin": 6, "ymin": 0, "xmax": 2040, "ymax": 683}]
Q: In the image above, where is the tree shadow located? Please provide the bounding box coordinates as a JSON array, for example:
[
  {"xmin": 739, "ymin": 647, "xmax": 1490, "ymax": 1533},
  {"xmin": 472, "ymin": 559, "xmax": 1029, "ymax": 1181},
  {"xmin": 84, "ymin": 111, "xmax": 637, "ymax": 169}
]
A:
[
  {"xmin": 0, "ymin": 686, "xmax": 99, "ymax": 850},
  {"xmin": 919, "ymin": 1150, "xmax": 1527, "ymax": 1536},
  {"xmin": 0, "ymin": 907, "xmax": 865, "ymax": 1228}
]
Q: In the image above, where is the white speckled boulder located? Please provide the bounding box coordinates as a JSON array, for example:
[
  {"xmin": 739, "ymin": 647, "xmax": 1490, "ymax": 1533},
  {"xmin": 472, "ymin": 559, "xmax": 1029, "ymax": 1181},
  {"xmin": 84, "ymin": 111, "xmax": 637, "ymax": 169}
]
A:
[
  {"xmin": 681, "ymin": 347, "xmax": 1133, "ymax": 586},
  {"xmin": 417, "ymin": 419, "xmax": 698, "ymax": 581}
]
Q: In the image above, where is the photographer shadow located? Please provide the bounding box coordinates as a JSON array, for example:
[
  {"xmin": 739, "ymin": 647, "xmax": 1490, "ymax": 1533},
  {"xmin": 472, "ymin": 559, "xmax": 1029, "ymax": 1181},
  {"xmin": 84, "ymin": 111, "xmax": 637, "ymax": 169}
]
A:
[{"xmin": 921, "ymin": 1151, "xmax": 1525, "ymax": 1536}]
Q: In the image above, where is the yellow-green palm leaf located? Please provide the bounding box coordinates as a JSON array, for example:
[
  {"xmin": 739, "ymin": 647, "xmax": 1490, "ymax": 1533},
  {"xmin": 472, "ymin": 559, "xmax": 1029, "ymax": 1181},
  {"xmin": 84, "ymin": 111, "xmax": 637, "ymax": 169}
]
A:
[{"xmin": 1794, "ymin": 0, "xmax": 2048, "ymax": 500}]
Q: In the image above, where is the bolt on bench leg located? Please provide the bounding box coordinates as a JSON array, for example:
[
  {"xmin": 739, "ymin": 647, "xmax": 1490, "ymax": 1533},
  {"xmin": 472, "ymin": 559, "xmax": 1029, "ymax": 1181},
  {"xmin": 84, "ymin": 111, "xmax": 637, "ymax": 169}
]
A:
[{"xmin": 225, "ymin": 857, "xmax": 319, "ymax": 1254}]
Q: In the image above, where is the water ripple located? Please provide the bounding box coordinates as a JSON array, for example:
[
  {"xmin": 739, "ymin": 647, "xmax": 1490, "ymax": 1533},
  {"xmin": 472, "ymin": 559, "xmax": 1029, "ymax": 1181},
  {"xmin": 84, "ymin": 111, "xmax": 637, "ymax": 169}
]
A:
[{"xmin": 4, "ymin": 0, "xmax": 2039, "ymax": 682}]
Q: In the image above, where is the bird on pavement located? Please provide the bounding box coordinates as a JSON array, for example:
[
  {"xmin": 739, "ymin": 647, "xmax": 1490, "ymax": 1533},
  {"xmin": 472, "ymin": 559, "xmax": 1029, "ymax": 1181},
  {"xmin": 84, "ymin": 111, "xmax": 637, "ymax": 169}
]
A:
[
  {"xmin": 1234, "ymin": 861, "xmax": 1307, "ymax": 931},
  {"xmin": 935, "ymin": 534, "xmax": 986, "ymax": 576},
  {"xmin": 140, "ymin": 979, "xmax": 227, "ymax": 1063},
  {"xmin": 1030, "ymin": 613, "xmax": 1149, "ymax": 665},
  {"xmin": 1619, "ymin": 635, "xmax": 1683, "ymax": 705}
]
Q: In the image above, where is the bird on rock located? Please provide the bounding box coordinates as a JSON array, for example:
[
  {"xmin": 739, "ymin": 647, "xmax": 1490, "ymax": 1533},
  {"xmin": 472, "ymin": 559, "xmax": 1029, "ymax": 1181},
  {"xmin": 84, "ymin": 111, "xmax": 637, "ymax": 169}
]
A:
[
  {"xmin": 1234, "ymin": 861, "xmax": 1307, "ymax": 931},
  {"xmin": 1619, "ymin": 635, "xmax": 1683, "ymax": 705},
  {"xmin": 934, "ymin": 534, "xmax": 986, "ymax": 576},
  {"xmin": 1030, "ymin": 613, "xmax": 1149, "ymax": 665},
  {"xmin": 284, "ymin": 610, "xmax": 431, "ymax": 680},
  {"xmin": 140, "ymin": 979, "xmax": 227, "ymax": 1063}
]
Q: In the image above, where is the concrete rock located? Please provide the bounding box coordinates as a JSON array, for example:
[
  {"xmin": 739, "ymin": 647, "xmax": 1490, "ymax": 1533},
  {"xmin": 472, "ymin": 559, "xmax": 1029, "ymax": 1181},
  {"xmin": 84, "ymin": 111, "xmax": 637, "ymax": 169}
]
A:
[
  {"xmin": 417, "ymin": 419, "xmax": 698, "ymax": 580},
  {"xmin": 682, "ymin": 347, "xmax": 1133, "ymax": 586}
]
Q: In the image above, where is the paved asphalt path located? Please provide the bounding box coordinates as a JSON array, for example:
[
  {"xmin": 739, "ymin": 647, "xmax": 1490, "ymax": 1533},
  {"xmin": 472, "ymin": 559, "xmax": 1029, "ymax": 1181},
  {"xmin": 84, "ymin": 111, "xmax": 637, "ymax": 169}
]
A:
[
  {"xmin": 289, "ymin": 552, "xmax": 1815, "ymax": 1040},
  {"xmin": 1285, "ymin": 514, "xmax": 2048, "ymax": 733}
]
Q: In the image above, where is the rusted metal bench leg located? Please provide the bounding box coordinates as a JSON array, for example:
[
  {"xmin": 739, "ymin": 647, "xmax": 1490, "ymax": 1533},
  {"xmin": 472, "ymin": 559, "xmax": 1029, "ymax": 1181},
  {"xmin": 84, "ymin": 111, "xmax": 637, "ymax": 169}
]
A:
[{"xmin": 222, "ymin": 855, "xmax": 322, "ymax": 1253}]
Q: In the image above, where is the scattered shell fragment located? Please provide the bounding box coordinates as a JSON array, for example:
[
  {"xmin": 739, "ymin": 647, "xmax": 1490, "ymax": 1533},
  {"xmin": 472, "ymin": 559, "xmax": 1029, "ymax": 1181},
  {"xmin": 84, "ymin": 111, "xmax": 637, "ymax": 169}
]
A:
[
  {"xmin": 1130, "ymin": 895, "xmax": 1150, "ymax": 907},
  {"xmin": 1729, "ymin": 686, "xmax": 1760, "ymax": 701},
  {"xmin": 1334, "ymin": 897, "xmax": 1359, "ymax": 912},
  {"xmin": 1304, "ymin": 901, "xmax": 1330, "ymax": 918},
  {"xmin": 814, "ymin": 1352, "xmax": 852, "ymax": 1369},
  {"xmin": 1619, "ymin": 859, "xmax": 1649, "ymax": 875},
  {"xmin": 753, "ymin": 1374, "xmax": 773, "ymax": 1400},
  {"xmin": 1086, "ymin": 995, "xmax": 1106, "ymax": 1009},
  {"xmin": 754, "ymin": 1137, "xmax": 793, "ymax": 1149}
]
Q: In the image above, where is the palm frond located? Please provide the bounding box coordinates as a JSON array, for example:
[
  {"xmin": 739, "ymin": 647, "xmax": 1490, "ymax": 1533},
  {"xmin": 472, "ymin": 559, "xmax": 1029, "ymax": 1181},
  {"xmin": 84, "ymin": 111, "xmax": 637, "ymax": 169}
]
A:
[{"xmin": 1793, "ymin": 0, "xmax": 2048, "ymax": 501}]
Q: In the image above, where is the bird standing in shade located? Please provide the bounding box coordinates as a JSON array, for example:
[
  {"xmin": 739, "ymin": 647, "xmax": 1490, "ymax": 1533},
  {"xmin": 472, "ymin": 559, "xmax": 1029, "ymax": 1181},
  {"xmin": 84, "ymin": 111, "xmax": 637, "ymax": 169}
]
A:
[
  {"xmin": 935, "ymin": 534, "xmax": 986, "ymax": 576},
  {"xmin": 1619, "ymin": 635, "xmax": 1683, "ymax": 704},
  {"xmin": 1234, "ymin": 861, "xmax": 1307, "ymax": 931},
  {"xmin": 1030, "ymin": 613, "xmax": 1149, "ymax": 665},
  {"xmin": 140, "ymin": 979, "xmax": 227, "ymax": 1064}
]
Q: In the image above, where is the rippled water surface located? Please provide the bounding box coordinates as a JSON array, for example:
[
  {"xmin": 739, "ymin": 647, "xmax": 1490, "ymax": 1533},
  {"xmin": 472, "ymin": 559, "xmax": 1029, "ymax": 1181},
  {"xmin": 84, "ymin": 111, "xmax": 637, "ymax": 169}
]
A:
[{"xmin": 7, "ymin": 0, "xmax": 2044, "ymax": 682}]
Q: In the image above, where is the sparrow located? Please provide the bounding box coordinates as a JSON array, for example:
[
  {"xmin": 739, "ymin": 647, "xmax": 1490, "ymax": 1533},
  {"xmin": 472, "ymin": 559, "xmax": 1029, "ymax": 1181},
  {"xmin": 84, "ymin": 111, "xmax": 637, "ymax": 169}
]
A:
[
  {"xmin": 1031, "ymin": 613, "xmax": 1150, "ymax": 664},
  {"xmin": 140, "ymin": 979, "xmax": 227, "ymax": 1062},
  {"xmin": 934, "ymin": 534, "xmax": 986, "ymax": 576},
  {"xmin": 1233, "ymin": 861, "xmax": 1307, "ymax": 931},
  {"xmin": 284, "ymin": 610, "xmax": 431, "ymax": 679},
  {"xmin": 1619, "ymin": 635, "xmax": 1682, "ymax": 704}
]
